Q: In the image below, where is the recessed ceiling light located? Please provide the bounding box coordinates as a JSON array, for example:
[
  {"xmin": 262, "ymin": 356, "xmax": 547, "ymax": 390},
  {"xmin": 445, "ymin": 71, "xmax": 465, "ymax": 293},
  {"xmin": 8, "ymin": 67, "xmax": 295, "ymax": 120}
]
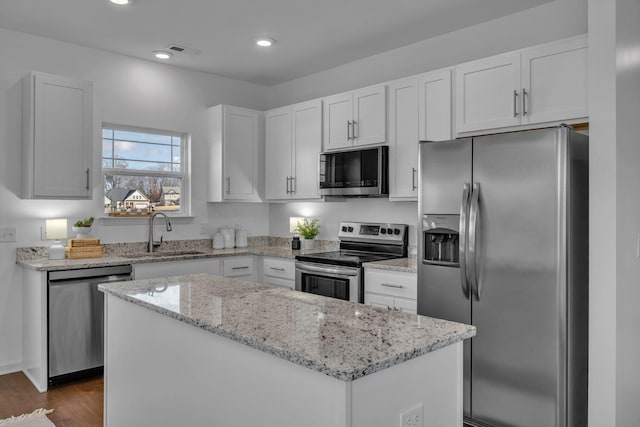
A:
[
  {"xmin": 153, "ymin": 51, "xmax": 172, "ymax": 60},
  {"xmin": 256, "ymin": 38, "xmax": 274, "ymax": 47},
  {"xmin": 110, "ymin": 0, "xmax": 131, "ymax": 5}
]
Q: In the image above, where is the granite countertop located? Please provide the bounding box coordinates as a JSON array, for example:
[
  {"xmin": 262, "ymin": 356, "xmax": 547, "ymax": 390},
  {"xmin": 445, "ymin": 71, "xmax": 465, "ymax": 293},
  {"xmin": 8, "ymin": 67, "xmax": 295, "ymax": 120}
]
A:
[
  {"xmin": 99, "ymin": 274, "xmax": 475, "ymax": 382},
  {"xmin": 16, "ymin": 237, "xmax": 337, "ymax": 271},
  {"xmin": 363, "ymin": 257, "xmax": 417, "ymax": 273}
]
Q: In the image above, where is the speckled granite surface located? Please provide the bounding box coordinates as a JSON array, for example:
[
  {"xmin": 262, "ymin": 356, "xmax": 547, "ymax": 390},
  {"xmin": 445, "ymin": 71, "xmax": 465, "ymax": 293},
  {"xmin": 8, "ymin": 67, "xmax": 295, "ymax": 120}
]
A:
[
  {"xmin": 16, "ymin": 237, "xmax": 339, "ymax": 271},
  {"xmin": 363, "ymin": 257, "xmax": 417, "ymax": 273},
  {"xmin": 99, "ymin": 274, "xmax": 475, "ymax": 381}
]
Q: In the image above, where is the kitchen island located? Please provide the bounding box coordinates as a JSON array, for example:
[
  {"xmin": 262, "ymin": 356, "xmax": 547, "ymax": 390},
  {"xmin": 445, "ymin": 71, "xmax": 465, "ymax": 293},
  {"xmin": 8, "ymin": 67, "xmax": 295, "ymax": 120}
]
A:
[{"xmin": 99, "ymin": 274, "xmax": 475, "ymax": 427}]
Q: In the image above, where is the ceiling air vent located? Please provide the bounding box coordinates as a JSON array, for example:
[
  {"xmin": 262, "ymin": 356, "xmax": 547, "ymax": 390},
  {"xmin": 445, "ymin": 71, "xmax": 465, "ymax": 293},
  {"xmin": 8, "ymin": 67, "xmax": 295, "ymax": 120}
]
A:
[{"xmin": 166, "ymin": 44, "xmax": 202, "ymax": 56}]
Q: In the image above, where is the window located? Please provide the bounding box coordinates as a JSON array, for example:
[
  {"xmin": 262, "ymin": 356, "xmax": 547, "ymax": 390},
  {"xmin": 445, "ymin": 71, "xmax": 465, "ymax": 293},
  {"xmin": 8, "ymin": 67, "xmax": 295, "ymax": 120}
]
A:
[{"xmin": 102, "ymin": 125, "xmax": 188, "ymax": 215}]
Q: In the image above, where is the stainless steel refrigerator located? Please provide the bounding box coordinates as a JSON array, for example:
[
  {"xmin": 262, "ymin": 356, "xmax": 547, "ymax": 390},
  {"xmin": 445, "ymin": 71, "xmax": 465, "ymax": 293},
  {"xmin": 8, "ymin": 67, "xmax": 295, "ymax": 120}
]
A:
[{"xmin": 417, "ymin": 125, "xmax": 588, "ymax": 427}]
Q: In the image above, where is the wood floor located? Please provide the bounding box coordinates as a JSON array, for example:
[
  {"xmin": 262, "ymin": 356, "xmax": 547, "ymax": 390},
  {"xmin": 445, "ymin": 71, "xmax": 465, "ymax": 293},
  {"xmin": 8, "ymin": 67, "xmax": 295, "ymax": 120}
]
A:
[{"xmin": 0, "ymin": 372, "xmax": 103, "ymax": 426}]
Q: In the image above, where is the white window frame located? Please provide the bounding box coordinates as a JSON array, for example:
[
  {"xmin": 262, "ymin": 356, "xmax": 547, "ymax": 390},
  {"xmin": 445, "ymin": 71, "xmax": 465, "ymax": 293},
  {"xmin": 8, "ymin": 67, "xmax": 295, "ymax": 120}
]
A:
[{"xmin": 102, "ymin": 123, "xmax": 190, "ymax": 216}]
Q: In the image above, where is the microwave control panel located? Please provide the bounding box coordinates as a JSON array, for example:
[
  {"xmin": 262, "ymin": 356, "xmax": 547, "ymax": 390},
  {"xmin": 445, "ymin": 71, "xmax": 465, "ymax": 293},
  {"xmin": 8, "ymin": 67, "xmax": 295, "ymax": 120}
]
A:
[{"xmin": 338, "ymin": 222, "xmax": 407, "ymax": 243}]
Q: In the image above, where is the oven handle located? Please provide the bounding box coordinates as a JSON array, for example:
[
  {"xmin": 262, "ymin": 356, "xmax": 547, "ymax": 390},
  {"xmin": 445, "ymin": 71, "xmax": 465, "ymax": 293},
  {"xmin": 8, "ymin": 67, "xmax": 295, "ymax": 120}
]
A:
[{"xmin": 295, "ymin": 262, "xmax": 359, "ymax": 277}]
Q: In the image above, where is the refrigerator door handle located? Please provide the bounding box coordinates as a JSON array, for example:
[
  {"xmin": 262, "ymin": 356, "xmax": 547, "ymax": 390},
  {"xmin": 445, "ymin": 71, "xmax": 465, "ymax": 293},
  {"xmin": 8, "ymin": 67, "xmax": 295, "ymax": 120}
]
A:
[
  {"xmin": 459, "ymin": 183, "xmax": 471, "ymax": 299},
  {"xmin": 468, "ymin": 182, "xmax": 480, "ymax": 301}
]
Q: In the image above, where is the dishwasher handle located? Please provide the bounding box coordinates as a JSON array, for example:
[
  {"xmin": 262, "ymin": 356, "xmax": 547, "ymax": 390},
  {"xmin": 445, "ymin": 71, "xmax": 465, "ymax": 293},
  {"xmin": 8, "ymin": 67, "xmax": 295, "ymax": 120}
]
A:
[{"xmin": 48, "ymin": 265, "xmax": 132, "ymax": 281}]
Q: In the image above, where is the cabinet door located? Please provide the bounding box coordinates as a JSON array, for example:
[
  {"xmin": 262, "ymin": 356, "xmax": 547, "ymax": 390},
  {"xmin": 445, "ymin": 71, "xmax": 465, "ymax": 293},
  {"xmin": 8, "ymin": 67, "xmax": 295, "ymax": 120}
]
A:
[
  {"xmin": 133, "ymin": 259, "xmax": 221, "ymax": 280},
  {"xmin": 388, "ymin": 78, "xmax": 419, "ymax": 201},
  {"xmin": 291, "ymin": 100, "xmax": 322, "ymax": 200},
  {"xmin": 224, "ymin": 106, "xmax": 260, "ymax": 201},
  {"xmin": 353, "ymin": 85, "xmax": 387, "ymax": 146},
  {"xmin": 322, "ymin": 93, "xmax": 352, "ymax": 151},
  {"xmin": 364, "ymin": 293, "xmax": 394, "ymax": 310},
  {"xmin": 265, "ymin": 107, "xmax": 292, "ymax": 200},
  {"xmin": 26, "ymin": 72, "xmax": 92, "ymax": 199},
  {"xmin": 419, "ymin": 68, "xmax": 452, "ymax": 142},
  {"xmin": 521, "ymin": 35, "xmax": 588, "ymax": 125},
  {"xmin": 455, "ymin": 52, "xmax": 521, "ymax": 133}
]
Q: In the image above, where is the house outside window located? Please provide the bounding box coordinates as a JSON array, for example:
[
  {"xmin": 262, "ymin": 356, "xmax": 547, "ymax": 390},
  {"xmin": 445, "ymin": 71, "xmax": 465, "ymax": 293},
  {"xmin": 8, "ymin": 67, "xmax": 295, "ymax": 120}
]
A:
[{"xmin": 102, "ymin": 125, "xmax": 188, "ymax": 215}]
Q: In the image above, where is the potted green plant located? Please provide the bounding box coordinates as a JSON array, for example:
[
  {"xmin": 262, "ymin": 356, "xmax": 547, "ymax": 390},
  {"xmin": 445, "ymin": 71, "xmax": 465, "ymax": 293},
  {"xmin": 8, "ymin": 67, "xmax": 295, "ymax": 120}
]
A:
[
  {"xmin": 294, "ymin": 218, "xmax": 320, "ymax": 249},
  {"xmin": 72, "ymin": 216, "xmax": 94, "ymax": 238}
]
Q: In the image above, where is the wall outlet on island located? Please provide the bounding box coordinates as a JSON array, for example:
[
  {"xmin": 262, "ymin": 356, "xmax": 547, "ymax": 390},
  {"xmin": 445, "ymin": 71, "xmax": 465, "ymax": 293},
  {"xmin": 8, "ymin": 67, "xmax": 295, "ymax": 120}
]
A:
[{"xmin": 400, "ymin": 403, "xmax": 423, "ymax": 427}]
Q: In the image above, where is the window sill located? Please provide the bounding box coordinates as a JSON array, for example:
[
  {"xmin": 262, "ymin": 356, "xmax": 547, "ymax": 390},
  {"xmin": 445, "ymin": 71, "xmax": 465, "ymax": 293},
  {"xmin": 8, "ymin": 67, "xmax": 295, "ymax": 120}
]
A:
[{"xmin": 99, "ymin": 215, "xmax": 196, "ymax": 226}]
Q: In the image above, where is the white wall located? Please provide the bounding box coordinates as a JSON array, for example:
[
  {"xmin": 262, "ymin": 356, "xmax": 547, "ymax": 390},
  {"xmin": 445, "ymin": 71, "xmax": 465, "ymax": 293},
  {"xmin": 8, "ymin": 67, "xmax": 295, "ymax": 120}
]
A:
[
  {"xmin": 266, "ymin": 0, "xmax": 587, "ymax": 108},
  {"xmin": 0, "ymin": 28, "xmax": 268, "ymax": 373}
]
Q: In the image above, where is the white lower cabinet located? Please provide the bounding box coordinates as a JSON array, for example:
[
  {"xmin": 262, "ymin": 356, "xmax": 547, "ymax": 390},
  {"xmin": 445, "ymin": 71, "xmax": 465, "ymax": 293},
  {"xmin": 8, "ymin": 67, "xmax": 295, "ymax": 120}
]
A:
[
  {"xmin": 262, "ymin": 257, "xmax": 295, "ymax": 289},
  {"xmin": 364, "ymin": 269, "xmax": 417, "ymax": 314},
  {"xmin": 133, "ymin": 259, "xmax": 221, "ymax": 280},
  {"xmin": 222, "ymin": 256, "xmax": 255, "ymax": 282}
]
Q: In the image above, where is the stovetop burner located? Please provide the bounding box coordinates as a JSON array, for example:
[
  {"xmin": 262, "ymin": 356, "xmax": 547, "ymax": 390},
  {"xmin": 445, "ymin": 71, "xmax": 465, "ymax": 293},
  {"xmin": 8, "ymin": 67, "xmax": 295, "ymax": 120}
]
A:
[{"xmin": 295, "ymin": 221, "xmax": 409, "ymax": 267}]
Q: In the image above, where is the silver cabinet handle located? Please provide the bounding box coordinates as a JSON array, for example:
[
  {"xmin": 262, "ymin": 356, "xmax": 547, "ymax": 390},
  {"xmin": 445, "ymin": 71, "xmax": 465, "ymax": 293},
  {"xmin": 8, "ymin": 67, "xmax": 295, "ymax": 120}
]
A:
[
  {"xmin": 459, "ymin": 183, "xmax": 470, "ymax": 299},
  {"xmin": 347, "ymin": 120, "xmax": 352, "ymax": 140},
  {"xmin": 522, "ymin": 88, "xmax": 527, "ymax": 116},
  {"xmin": 468, "ymin": 183, "xmax": 480, "ymax": 301},
  {"xmin": 85, "ymin": 168, "xmax": 90, "ymax": 190},
  {"xmin": 381, "ymin": 283, "xmax": 403, "ymax": 289},
  {"xmin": 226, "ymin": 176, "xmax": 231, "ymax": 194},
  {"xmin": 232, "ymin": 266, "xmax": 250, "ymax": 270},
  {"xmin": 286, "ymin": 176, "xmax": 291, "ymax": 194},
  {"xmin": 513, "ymin": 90, "xmax": 519, "ymax": 117},
  {"xmin": 352, "ymin": 120, "xmax": 357, "ymax": 139},
  {"xmin": 270, "ymin": 267, "xmax": 285, "ymax": 271},
  {"xmin": 412, "ymin": 168, "xmax": 417, "ymax": 191}
]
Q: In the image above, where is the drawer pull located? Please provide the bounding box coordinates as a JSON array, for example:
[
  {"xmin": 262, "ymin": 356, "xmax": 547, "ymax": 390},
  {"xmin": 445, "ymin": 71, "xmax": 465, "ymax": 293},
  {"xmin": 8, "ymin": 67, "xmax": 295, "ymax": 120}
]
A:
[
  {"xmin": 232, "ymin": 266, "xmax": 250, "ymax": 270},
  {"xmin": 270, "ymin": 267, "xmax": 285, "ymax": 271},
  {"xmin": 381, "ymin": 283, "xmax": 404, "ymax": 289}
]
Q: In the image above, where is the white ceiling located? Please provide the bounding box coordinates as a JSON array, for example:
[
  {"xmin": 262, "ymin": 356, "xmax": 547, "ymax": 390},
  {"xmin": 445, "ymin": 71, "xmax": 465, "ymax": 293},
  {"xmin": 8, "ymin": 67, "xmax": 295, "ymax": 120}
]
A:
[{"xmin": 0, "ymin": 0, "xmax": 551, "ymax": 86}]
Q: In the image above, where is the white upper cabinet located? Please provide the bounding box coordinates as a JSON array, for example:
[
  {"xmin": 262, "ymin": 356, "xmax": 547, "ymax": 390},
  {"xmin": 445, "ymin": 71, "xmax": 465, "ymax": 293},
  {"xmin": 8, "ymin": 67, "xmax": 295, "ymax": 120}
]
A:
[
  {"xmin": 455, "ymin": 52, "xmax": 521, "ymax": 133},
  {"xmin": 418, "ymin": 68, "xmax": 452, "ymax": 142},
  {"xmin": 265, "ymin": 100, "xmax": 322, "ymax": 201},
  {"xmin": 207, "ymin": 105, "xmax": 263, "ymax": 202},
  {"xmin": 520, "ymin": 36, "xmax": 588, "ymax": 125},
  {"xmin": 22, "ymin": 71, "xmax": 93, "ymax": 199},
  {"xmin": 388, "ymin": 78, "xmax": 419, "ymax": 201},
  {"xmin": 455, "ymin": 35, "xmax": 588, "ymax": 134},
  {"xmin": 388, "ymin": 69, "xmax": 451, "ymax": 201},
  {"xmin": 322, "ymin": 84, "xmax": 386, "ymax": 150}
]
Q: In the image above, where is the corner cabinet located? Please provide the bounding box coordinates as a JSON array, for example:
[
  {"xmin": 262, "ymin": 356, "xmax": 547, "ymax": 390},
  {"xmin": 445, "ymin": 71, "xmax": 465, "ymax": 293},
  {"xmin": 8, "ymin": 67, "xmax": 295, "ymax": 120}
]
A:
[
  {"xmin": 388, "ymin": 69, "xmax": 451, "ymax": 201},
  {"xmin": 265, "ymin": 100, "xmax": 322, "ymax": 201},
  {"xmin": 207, "ymin": 105, "xmax": 263, "ymax": 202},
  {"xmin": 22, "ymin": 71, "xmax": 93, "ymax": 199},
  {"xmin": 322, "ymin": 84, "xmax": 386, "ymax": 150},
  {"xmin": 455, "ymin": 35, "xmax": 588, "ymax": 134}
]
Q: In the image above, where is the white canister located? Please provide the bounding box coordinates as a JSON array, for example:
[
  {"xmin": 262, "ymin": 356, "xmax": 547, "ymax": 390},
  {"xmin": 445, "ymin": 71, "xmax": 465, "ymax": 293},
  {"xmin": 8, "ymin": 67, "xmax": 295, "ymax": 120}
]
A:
[
  {"xmin": 220, "ymin": 228, "xmax": 235, "ymax": 248},
  {"xmin": 213, "ymin": 233, "xmax": 225, "ymax": 249},
  {"xmin": 235, "ymin": 229, "xmax": 247, "ymax": 248}
]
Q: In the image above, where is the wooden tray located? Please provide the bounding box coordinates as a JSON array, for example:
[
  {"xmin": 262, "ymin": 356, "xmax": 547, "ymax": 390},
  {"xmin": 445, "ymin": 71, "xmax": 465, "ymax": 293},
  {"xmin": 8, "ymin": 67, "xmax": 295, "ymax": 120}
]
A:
[
  {"xmin": 65, "ymin": 245, "xmax": 104, "ymax": 259},
  {"xmin": 68, "ymin": 238, "xmax": 101, "ymax": 247}
]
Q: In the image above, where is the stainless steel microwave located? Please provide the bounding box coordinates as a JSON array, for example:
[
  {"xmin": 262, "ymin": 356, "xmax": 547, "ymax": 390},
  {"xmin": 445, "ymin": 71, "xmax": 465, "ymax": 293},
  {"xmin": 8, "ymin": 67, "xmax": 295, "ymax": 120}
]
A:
[{"xmin": 319, "ymin": 146, "xmax": 388, "ymax": 197}]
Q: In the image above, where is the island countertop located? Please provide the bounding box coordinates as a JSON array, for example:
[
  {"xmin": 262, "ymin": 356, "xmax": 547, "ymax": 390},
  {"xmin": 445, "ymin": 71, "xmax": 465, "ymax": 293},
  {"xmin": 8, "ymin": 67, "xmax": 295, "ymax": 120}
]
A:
[{"xmin": 99, "ymin": 274, "xmax": 475, "ymax": 382}]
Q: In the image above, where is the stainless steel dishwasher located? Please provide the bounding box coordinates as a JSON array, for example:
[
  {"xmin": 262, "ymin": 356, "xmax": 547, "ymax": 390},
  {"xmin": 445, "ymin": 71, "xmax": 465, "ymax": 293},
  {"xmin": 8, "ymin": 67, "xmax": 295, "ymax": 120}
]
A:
[{"xmin": 48, "ymin": 265, "xmax": 132, "ymax": 385}]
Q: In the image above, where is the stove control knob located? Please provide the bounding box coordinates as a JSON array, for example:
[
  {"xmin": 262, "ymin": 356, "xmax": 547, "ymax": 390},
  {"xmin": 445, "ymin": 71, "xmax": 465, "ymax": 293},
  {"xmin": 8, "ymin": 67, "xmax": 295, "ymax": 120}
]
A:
[
  {"xmin": 394, "ymin": 228, "xmax": 401, "ymax": 235},
  {"xmin": 347, "ymin": 226, "xmax": 354, "ymax": 232},
  {"xmin": 386, "ymin": 228, "xmax": 393, "ymax": 235},
  {"xmin": 380, "ymin": 228, "xmax": 387, "ymax": 234},
  {"xmin": 341, "ymin": 226, "xmax": 348, "ymax": 232}
]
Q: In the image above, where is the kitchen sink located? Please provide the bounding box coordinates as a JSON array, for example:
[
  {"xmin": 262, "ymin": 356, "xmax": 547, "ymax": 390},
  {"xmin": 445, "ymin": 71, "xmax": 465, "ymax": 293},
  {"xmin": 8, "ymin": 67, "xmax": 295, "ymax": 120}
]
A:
[{"xmin": 122, "ymin": 250, "xmax": 207, "ymax": 259}]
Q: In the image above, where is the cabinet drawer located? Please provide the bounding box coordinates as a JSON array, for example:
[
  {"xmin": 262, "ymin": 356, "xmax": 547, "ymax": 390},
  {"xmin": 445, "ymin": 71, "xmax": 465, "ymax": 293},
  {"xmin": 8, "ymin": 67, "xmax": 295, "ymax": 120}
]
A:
[
  {"xmin": 223, "ymin": 256, "xmax": 254, "ymax": 277},
  {"xmin": 365, "ymin": 269, "xmax": 417, "ymax": 299},
  {"xmin": 263, "ymin": 276, "xmax": 295, "ymax": 290},
  {"xmin": 263, "ymin": 257, "xmax": 295, "ymax": 280}
]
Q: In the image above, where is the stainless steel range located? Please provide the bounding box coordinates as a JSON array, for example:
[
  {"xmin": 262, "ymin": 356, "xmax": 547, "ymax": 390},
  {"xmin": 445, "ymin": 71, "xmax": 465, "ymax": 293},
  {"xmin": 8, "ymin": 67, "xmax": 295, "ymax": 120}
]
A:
[{"xmin": 295, "ymin": 222, "xmax": 408, "ymax": 303}]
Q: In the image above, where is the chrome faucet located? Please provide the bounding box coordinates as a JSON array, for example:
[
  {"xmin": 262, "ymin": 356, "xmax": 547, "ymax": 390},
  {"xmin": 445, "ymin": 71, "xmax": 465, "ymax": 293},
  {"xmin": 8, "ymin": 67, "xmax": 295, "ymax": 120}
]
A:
[{"xmin": 148, "ymin": 212, "xmax": 172, "ymax": 252}]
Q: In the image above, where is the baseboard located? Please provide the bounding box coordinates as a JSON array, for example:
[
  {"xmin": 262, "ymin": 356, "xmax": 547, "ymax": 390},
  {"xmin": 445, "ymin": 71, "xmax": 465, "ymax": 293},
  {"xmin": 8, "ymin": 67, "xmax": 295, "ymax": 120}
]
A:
[
  {"xmin": 0, "ymin": 361, "xmax": 22, "ymax": 377},
  {"xmin": 22, "ymin": 369, "xmax": 47, "ymax": 393}
]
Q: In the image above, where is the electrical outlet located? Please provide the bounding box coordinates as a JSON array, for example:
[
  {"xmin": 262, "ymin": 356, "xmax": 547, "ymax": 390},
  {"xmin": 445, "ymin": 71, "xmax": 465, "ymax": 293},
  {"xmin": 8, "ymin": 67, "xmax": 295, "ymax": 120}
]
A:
[
  {"xmin": 199, "ymin": 223, "xmax": 210, "ymax": 235},
  {"xmin": 400, "ymin": 403, "xmax": 423, "ymax": 427},
  {"xmin": 0, "ymin": 227, "xmax": 16, "ymax": 242}
]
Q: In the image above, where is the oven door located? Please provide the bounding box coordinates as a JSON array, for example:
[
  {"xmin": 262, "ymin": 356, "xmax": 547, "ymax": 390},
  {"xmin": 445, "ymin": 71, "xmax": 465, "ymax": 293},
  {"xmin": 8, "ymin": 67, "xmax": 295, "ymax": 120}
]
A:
[{"xmin": 295, "ymin": 262, "xmax": 361, "ymax": 303}]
